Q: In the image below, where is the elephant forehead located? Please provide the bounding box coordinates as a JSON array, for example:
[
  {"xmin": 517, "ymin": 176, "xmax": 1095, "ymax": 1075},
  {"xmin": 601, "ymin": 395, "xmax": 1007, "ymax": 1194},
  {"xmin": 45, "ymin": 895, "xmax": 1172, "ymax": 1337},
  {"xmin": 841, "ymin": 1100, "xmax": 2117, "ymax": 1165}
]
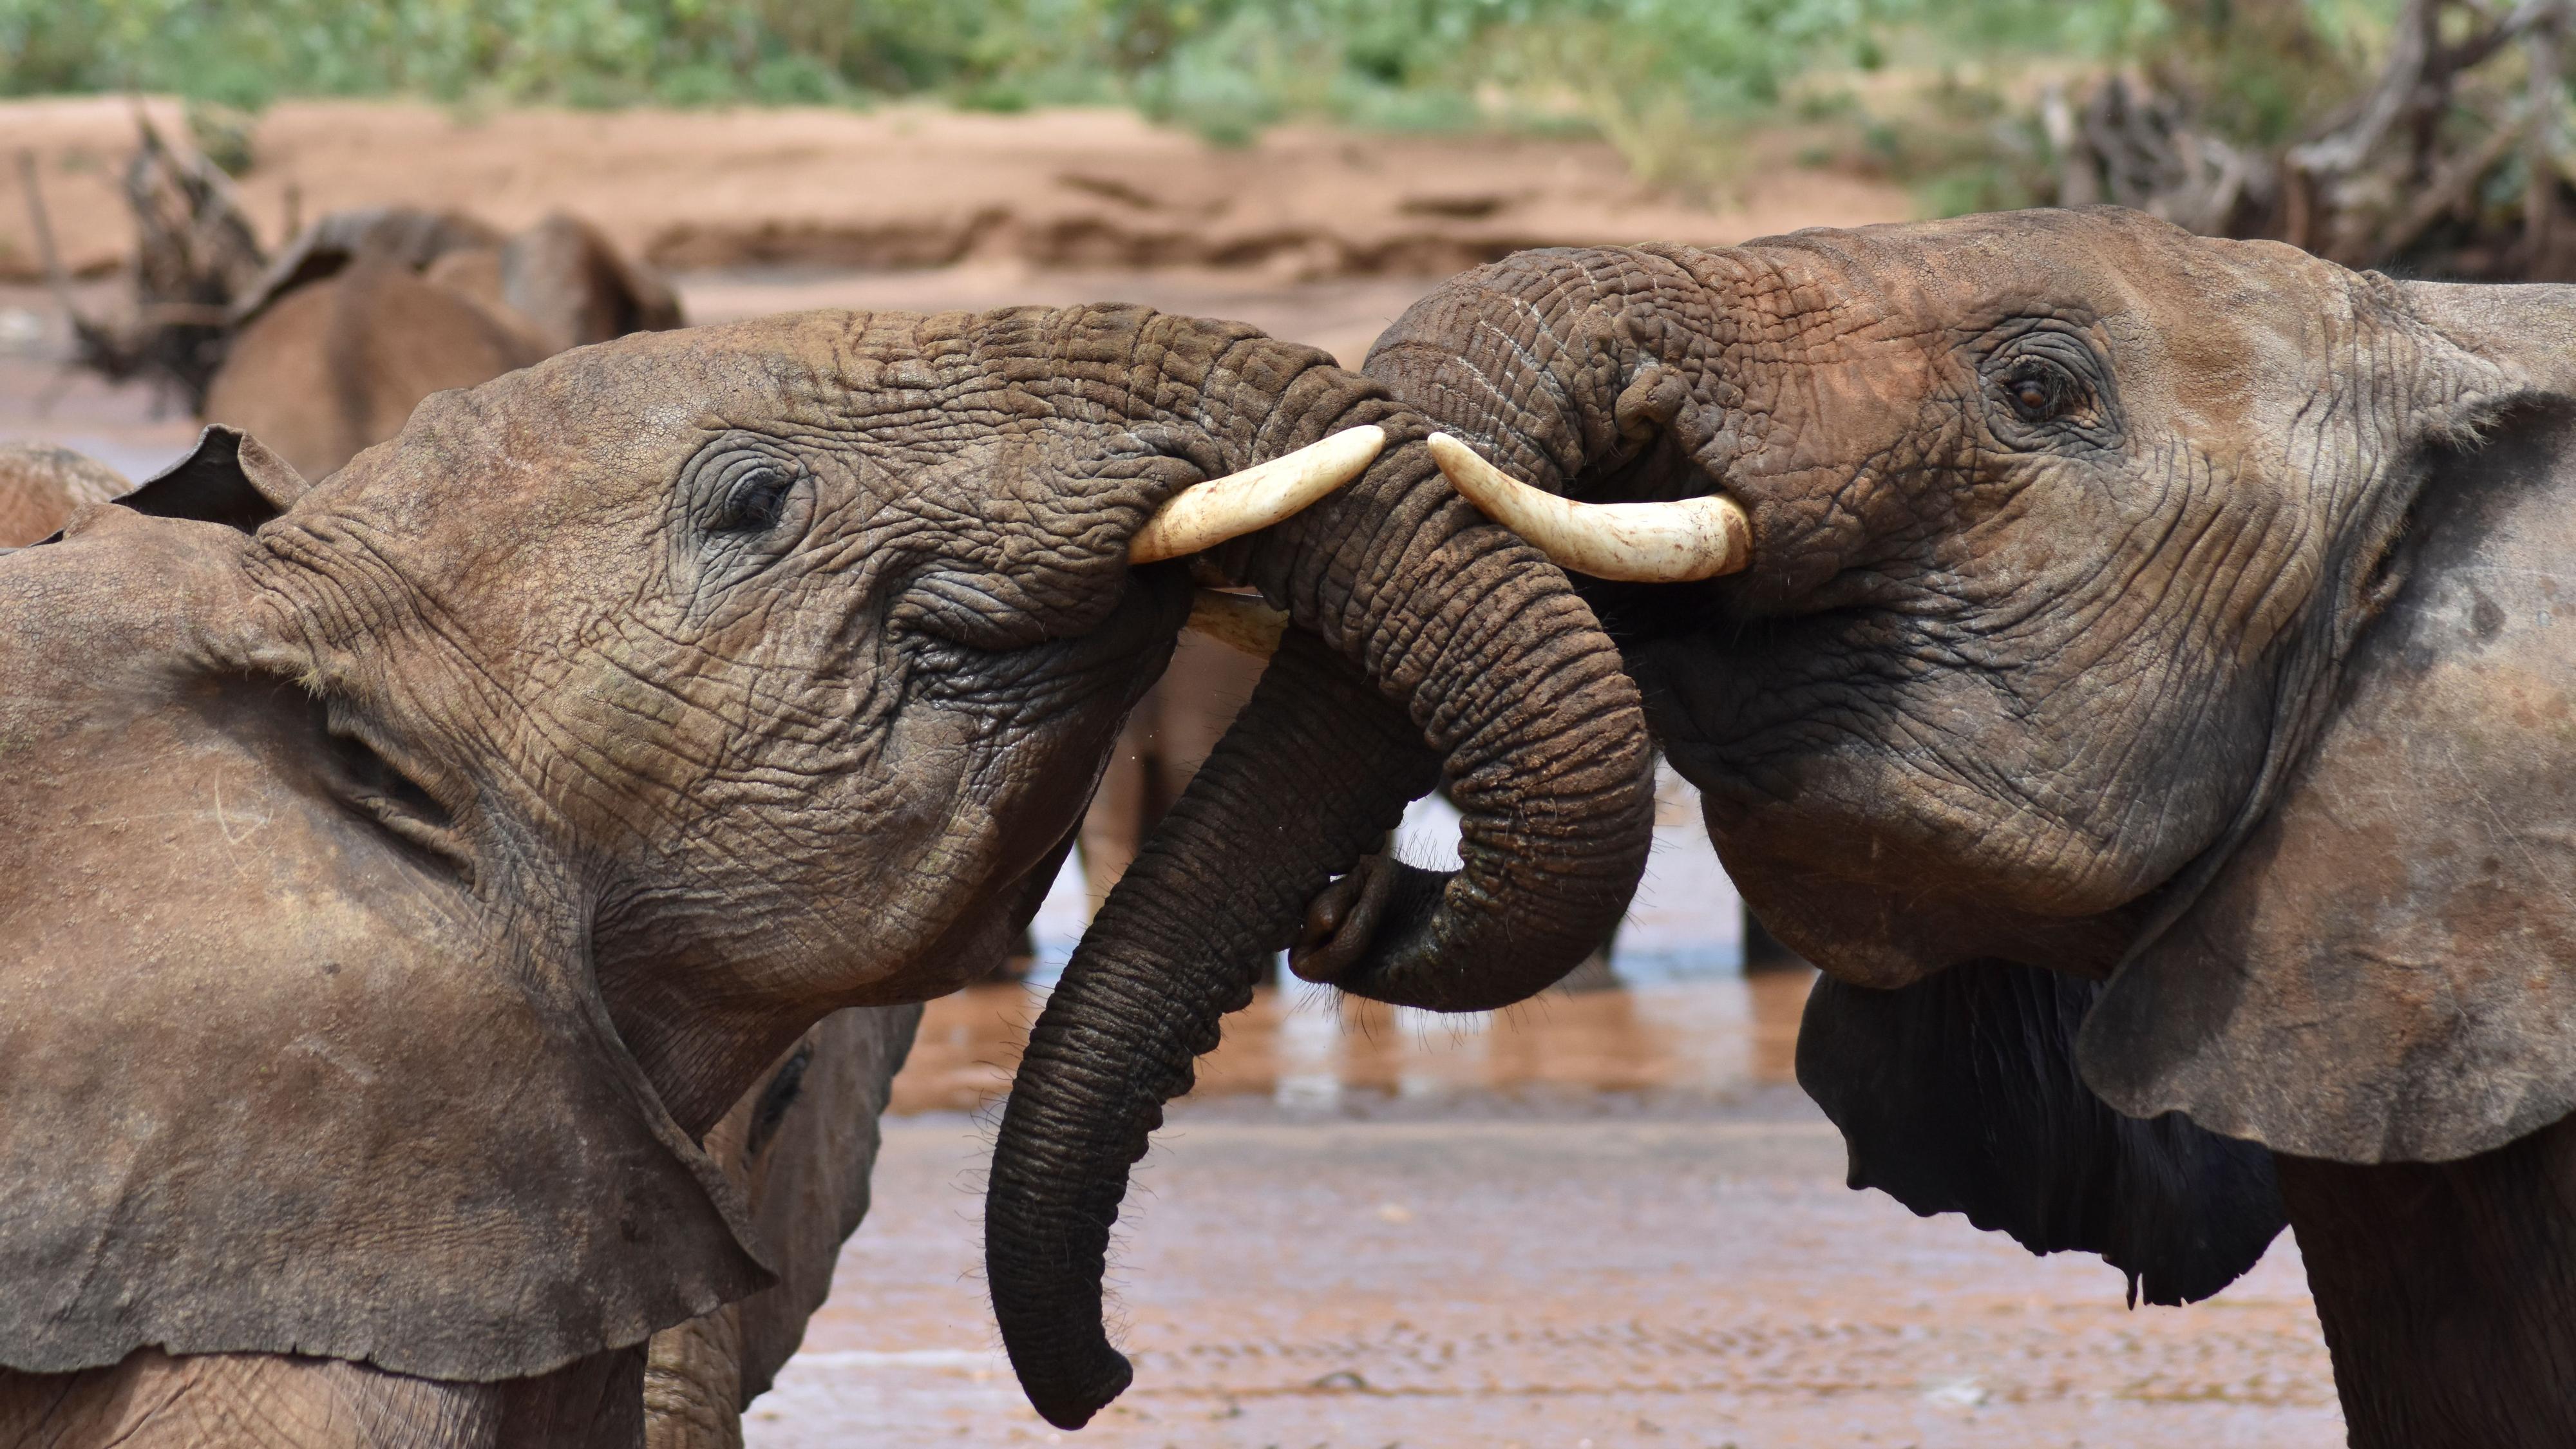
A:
[
  {"xmin": 316, "ymin": 308, "xmax": 1205, "ymax": 540},
  {"xmin": 478, "ymin": 300, "xmax": 1254, "ymax": 422},
  {"xmin": 1733, "ymin": 211, "xmax": 2353, "ymax": 376},
  {"xmin": 1712, "ymin": 216, "xmax": 2383, "ymax": 522}
]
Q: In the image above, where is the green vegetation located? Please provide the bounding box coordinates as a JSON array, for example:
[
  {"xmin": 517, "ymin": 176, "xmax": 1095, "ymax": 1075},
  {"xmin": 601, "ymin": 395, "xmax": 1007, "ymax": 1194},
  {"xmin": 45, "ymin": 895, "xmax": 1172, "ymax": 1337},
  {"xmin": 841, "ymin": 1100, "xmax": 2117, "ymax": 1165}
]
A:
[{"xmin": 0, "ymin": 1, "xmax": 2408, "ymax": 211}]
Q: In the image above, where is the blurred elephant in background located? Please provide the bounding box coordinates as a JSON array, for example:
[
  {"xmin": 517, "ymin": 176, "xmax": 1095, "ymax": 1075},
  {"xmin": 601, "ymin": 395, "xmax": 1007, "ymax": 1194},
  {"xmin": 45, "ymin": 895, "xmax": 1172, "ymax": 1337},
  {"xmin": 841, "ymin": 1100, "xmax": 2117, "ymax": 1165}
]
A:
[
  {"xmin": 1341, "ymin": 207, "xmax": 2576, "ymax": 1446},
  {"xmin": 0, "ymin": 298, "xmax": 1648, "ymax": 1445},
  {"xmin": 1075, "ymin": 630, "xmax": 1265, "ymax": 911},
  {"xmin": 200, "ymin": 206, "xmax": 683, "ymax": 478},
  {"xmin": 0, "ymin": 442, "xmax": 128, "ymax": 545}
]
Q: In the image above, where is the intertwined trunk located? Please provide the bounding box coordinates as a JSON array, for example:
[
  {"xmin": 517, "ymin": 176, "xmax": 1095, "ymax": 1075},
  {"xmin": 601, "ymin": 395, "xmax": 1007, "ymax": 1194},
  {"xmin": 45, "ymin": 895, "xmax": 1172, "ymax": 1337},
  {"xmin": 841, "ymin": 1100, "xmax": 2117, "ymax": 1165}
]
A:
[{"xmin": 984, "ymin": 346, "xmax": 1656, "ymax": 1426}]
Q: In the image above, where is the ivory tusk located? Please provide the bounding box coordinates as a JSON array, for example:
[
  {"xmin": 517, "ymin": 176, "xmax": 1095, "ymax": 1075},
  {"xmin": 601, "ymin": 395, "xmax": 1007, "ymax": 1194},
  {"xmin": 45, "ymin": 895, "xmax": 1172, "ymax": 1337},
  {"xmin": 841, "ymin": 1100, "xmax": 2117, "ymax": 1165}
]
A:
[
  {"xmin": 1426, "ymin": 431, "xmax": 1751, "ymax": 583},
  {"xmin": 1129, "ymin": 425, "xmax": 1387, "ymax": 564},
  {"xmin": 1184, "ymin": 588, "xmax": 1287, "ymax": 659}
]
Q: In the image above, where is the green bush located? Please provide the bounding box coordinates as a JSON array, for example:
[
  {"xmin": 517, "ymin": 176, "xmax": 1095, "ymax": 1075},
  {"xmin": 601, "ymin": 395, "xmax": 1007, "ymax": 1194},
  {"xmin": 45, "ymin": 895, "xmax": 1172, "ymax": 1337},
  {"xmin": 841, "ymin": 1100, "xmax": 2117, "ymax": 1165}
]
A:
[{"xmin": 0, "ymin": 0, "xmax": 2407, "ymax": 212}]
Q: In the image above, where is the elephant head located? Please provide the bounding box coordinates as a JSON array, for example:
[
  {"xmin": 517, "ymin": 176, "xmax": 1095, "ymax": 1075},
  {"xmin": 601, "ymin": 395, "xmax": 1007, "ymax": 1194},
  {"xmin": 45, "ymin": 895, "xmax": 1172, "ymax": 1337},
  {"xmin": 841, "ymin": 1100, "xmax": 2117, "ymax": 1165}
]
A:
[
  {"xmin": 0, "ymin": 304, "xmax": 1651, "ymax": 1396},
  {"xmin": 1352, "ymin": 206, "xmax": 2576, "ymax": 1280}
]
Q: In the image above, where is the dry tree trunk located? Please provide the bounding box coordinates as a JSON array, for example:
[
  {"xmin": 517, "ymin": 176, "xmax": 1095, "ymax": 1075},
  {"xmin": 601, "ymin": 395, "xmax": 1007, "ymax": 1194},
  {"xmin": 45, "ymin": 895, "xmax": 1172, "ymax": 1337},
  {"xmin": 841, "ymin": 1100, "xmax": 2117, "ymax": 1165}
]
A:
[
  {"xmin": 2056, "ymin": 0, "xmax": 2576, "ymax": 280},
  {"xmin": 16, "ymin": 112, "xmax": 268, "ymax": 414},
  {"xmin": 2527, "ymin": 4, "xmax": 2565, "ymax": 266},
  {"xmin": 118, "ymin": 115, "xmax": 266, "ymax": 410}
]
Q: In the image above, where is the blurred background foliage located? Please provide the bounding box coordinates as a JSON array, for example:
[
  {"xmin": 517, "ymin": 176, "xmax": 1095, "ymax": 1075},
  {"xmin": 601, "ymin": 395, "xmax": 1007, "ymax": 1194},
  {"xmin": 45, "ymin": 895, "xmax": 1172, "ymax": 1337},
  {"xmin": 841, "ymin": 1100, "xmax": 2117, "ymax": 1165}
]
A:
[{"xmin": 0, "ymin": 0, "xmax": 2421, "ymax": 212}]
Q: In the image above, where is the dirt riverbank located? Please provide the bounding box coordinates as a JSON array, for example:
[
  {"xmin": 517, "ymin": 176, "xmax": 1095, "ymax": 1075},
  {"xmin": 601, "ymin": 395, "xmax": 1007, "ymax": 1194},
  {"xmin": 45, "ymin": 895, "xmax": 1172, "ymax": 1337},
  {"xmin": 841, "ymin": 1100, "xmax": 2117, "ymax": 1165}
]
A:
[{"xmin": 3, "ymin": 96, "xmax": 1909, "ymax": 285}]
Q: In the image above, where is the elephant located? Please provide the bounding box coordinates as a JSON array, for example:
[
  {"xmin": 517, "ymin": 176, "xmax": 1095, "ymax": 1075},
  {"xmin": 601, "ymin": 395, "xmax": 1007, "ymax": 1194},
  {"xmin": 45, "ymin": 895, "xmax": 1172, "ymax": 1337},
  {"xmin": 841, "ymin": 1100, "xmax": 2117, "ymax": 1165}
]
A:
[
  {"xmin": 983, "ymin": 204, "xmax": 2576, "ymax": 1444},
  {"xmin": 0, "ymin": 442, "xmax": 128, "ymax": 546},
  {"xmin": 3, "ymin": 441, "xmax": 914, "ymax": 1448},
  {"xmin": 200, "ymin": 207, "xmax": 683, "ymax": 480},
  {"xmin": 1349, "ymin": 207, "xmax": 2576, "ymax": 1446},
  {"xmin": 636, "ymin": 1005, "xmax": 920, "ymax": 1449},
  {"xmin": 0, "ymin": 299, "xmax": 1650, "ymax": 1445}
]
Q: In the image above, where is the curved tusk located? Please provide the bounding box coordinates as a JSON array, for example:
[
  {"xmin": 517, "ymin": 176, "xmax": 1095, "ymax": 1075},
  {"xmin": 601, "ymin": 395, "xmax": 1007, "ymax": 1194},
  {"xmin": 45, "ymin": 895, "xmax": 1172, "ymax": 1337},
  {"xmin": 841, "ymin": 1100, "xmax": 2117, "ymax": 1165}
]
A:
[
  {"xmin": 1184, "ymin": 588, "xmax": 1287, "ymax": 659},
  {"xmin": 1426, "ymin": 431, "xmax": 1750, "ymax": 583},
  {"xmin": 1130, "ymin": 425, "xmax": 1387, "ymax": 564}
]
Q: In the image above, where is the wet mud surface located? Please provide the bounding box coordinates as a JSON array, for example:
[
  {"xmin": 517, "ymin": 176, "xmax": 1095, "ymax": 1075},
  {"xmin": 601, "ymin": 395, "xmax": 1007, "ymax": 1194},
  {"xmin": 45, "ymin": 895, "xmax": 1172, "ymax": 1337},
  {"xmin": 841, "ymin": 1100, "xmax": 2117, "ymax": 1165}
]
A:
[{"xmin": 757, "ymin": 978, "xmax": 2341, "ymax": 1448}]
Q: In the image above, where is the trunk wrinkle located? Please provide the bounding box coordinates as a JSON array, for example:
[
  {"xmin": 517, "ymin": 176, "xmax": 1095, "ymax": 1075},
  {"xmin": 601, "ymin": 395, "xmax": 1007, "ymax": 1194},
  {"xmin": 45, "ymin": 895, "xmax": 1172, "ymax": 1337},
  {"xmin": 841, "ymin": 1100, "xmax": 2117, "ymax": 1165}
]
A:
[{"xmin": 987, "ymin": 321, "xmax": 1653, "ymax": 1428}]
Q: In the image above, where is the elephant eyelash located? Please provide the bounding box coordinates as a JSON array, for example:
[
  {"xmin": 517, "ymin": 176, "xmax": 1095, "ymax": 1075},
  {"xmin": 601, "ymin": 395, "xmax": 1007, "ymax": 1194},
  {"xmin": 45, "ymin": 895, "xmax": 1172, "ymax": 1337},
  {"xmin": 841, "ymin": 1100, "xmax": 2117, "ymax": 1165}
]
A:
[{"xmin": 1999, "ymin": 359, "xmax": 2081, "ymax": 422}]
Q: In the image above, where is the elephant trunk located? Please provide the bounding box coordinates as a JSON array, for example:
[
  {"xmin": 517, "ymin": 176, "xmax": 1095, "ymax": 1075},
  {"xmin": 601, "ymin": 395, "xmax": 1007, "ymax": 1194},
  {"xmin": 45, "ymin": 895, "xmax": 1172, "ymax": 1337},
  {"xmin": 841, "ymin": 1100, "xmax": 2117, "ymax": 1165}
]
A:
[
  {"xmin": 987, "ymin": 370, "xmax": 1656, "ymax": 1427},
  {"xmin": 987, "ymin": 632, "xmax": 1437, "ymax": 1428},
  {"xmin": 1360, "ymin": 243, "xmax": 1728, "ymax": 523}
]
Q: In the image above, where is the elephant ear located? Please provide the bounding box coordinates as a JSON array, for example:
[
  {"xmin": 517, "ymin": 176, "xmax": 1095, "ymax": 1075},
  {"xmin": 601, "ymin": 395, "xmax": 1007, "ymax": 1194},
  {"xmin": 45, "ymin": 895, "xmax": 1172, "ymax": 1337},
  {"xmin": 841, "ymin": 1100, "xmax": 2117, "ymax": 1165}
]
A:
[
  {"xmin": 0, "ymin": 512, "xmax": 770, "ymax": 1381},
  {"xmin": 1799, "ymin": 961, "xmax": 2284, "ymax": 1305},
  {"xmin": 2083, "ymin": 345, "xmax": 2576, "ymax": 1163},
  {"xmin": 109, "ymin": 425, "xmax": 310, "ymax": 533},
  {"xmin": 726, "ymin": 1006, "xmax": 921, "ymax": 1401}
]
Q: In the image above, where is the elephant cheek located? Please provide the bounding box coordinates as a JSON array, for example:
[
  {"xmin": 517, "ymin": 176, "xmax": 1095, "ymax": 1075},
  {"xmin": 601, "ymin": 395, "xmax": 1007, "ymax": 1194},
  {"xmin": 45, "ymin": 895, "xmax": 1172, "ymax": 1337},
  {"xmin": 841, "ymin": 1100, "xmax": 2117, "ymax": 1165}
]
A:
[{"xmin": 2, "ymin": 535, "xmax": 761, "ymax": 1381}]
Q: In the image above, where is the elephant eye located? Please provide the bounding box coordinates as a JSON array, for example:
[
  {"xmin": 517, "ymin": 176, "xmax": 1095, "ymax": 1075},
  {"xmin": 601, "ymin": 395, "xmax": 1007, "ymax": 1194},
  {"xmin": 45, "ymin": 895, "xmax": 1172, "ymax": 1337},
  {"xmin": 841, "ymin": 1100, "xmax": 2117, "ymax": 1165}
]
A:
[
  {"xmin": 670, "ymin": 438, "xmax": 820, "ymax": 613},
  {"xmin": 1974, "ymin": 327, "xmax": 2118, "ymax": 453},
  {"xmin": 2002, "ymin": 361, "xmax": 2074, "ymax": 422},
  {"xmin": 710, "ymin": 463, "xmax": 799, "ymax": 535}
]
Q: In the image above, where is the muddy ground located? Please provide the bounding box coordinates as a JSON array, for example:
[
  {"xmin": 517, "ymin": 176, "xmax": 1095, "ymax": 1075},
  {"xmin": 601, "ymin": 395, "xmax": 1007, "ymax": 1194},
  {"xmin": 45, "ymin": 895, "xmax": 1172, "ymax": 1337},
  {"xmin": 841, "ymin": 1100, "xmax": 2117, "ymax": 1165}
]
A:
[
  {"xmin": 801, "ymin": 980, "xmax": 2339, "ymax": 1449},
  {"xmin": 0, "ymin": 99, "xmax": 2342, "ymax": 1447}
]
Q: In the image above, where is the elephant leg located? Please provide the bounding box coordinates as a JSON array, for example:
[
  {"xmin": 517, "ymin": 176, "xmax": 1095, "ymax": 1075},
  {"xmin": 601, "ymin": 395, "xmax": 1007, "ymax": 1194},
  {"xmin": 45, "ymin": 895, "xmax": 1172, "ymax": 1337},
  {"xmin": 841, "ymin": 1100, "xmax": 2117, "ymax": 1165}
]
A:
[
  {"xmin": 2273, "ymin": 1110, "xmax": 2576, "ymax": 1449},
  {"xmin": 642, "ymin": 1309, "xmax": 744, "ymax": 1449},
  {"xmin": 1145, "ymin": 632, "xmax": 1265, "ymax": 795},
  {"xmin": 1076, "ymin": 639, "xmax": 1263, "ymax": 919},
  {"xmin": 0, "ymin": 1347, "xmax": 642, "ymax": 1449}
]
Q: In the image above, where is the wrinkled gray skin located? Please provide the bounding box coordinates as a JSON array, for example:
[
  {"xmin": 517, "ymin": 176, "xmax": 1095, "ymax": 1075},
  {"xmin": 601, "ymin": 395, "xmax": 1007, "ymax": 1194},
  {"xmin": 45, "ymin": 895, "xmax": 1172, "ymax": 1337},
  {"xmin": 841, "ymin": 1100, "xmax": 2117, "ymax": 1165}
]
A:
[
  {"xmin": 1354, "ymin": 207, "xmax": 2576, "ymax": 1446},
  {"xmin": 0, "ymin": 303, "xmax": 1647, "ymax": 1446},
  {"xmin": 2, "ymin": 442, "xmax": 908, "ymax": 1448}
]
